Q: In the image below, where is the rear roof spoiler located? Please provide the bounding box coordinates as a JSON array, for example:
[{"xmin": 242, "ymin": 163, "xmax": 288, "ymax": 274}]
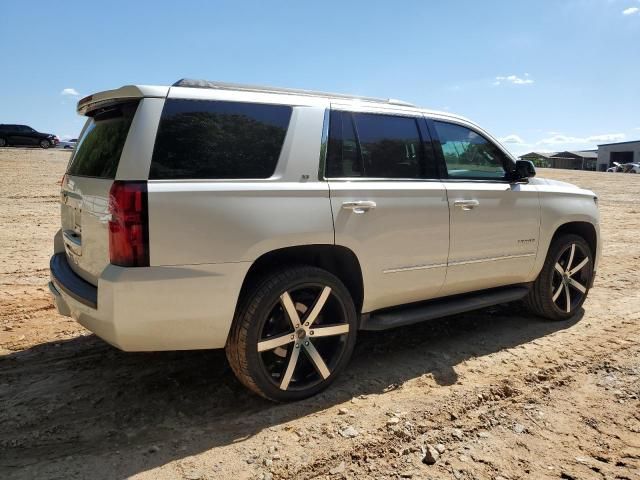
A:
[{"xmin": 77, "ymin": 85, "xmax": 168, "ymax": 115}]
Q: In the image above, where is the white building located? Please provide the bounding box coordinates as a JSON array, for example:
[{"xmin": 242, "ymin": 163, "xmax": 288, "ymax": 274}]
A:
[{"xmin": 597, "ymin": 140, "xmax": 640, "ymax": 171}]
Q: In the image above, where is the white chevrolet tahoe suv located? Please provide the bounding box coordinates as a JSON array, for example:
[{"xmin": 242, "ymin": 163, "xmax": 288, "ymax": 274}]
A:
[{"xmin": 49, "ymin": 79, "xmax": 600, "ymax": 401}]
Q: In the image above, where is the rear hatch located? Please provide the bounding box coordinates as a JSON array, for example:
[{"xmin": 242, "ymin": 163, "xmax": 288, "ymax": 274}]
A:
[{"xmin": 61, "ymin": 101, "xmax": 139, "ymax": 285}]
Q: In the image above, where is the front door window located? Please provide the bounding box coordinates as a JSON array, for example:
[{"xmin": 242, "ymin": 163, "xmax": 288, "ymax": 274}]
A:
[{"xmin": 433, "ymin": 121, "xmax": 509, "ymax": 180}]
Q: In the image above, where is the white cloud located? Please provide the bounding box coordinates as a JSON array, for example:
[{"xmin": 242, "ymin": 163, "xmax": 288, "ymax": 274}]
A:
[
  {"xmin": 586, "ymin": 133, "xmax": 626, "ymax": 143},
  {"xmin": 499, "ymin": 134, "xmax": 525, "ymax": 144},
  {"xmin": 60, "ymin": 88, "xmax": 80, "ymax": 96},
  {"xmin": 494, "ymin": 73, "xmax": 534, "ymax": 86},
  {"xmin": 622, "ymin": 7, "xmax": 639, "ymax": 15},
  {"xmin": 537, "ymin": 133, "xmax": 625, "ymax": 146},
  {"xmin": 501, "ymin": 143, "xmax": 535, "ymax": 158}
]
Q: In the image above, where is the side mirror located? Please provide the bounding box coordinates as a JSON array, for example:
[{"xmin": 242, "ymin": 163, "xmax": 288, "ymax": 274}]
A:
[{"xmin": 513, "ymin": 159, "xmax": 536, "ymax": 181}]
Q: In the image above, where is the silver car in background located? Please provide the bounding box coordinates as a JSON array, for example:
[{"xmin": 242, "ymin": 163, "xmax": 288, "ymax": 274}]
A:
[{"xmin": 57, "ymin": 138, "xmax": 78, "ymax": 149}]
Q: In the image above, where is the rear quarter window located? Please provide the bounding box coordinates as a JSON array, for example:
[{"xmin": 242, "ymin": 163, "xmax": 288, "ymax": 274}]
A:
[
  {"xmin": 67, "ymin": 101, "xmax": 139, "ymax": 179},
  {"xmin": 149, "ymin": 99, "xmax": 292, "ymax": 180}
]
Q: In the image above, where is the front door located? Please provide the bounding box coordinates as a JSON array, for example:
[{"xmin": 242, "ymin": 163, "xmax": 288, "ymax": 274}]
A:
[
  {"xmin": 326, "ymin": 108, "xmax": 450, "ymax": 313},
  {"xmin": 429, "ymin": 119, "xmax": 540, "ymax": 296}
]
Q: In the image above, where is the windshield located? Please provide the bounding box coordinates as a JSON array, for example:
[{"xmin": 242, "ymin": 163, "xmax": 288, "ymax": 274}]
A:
[{"xmin": 66, "ymin": 101, "xmax": 139, "ymax": 179}]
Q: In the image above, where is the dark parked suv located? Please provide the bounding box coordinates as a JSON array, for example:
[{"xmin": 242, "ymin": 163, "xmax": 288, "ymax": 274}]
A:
[{"xmin": 0, "ymin": 124, "xmax": 59, "ymax": 148}]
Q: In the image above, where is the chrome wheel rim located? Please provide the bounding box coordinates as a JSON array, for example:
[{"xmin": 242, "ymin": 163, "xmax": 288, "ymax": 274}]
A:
[
  {"xmin": 0, "ymin": 139, "xmax": 5, "ymax": 147},
  {"xmin": 40, "ymin": 140, "xmax": 49, "ymax": 148},
  {"xmin": 257, "ymin": 284, "xmax": 350, "ymax": 391},
  {"xmin": 551, "ymin": 243, "xmax": 590, "ymax": 313}
]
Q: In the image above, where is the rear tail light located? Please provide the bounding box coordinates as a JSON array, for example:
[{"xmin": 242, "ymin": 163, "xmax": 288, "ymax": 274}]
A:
[{"xmin": 108, "ymin": 181, "xmax": 149, "ymax": 267}]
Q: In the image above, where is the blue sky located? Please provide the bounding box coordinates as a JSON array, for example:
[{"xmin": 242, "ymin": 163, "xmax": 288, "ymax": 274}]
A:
[{"xmin": 2, "ymin": 0, "xmax": 639, "ymax": 155}]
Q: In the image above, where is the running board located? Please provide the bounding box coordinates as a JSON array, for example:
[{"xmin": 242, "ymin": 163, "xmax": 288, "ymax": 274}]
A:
[{"xmin": 360, "ymin": 285, "xmax": 530, "ymax": 331}]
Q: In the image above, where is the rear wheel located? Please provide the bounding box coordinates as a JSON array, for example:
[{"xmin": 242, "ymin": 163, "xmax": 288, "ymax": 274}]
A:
[
  {"xmin": 39, "ymin": 139, "xmax": 51, "ymax": 149},
  {"xmin": 226, "ymin": 266, "xmax": 357, "ymax": 402},
  {"xmin": 526, "ymin": 234, "xmax": 593, "ymax": 320},
  {"xmin": 0, "ymin": 138, "xmax": 6, "ymax": 147}
]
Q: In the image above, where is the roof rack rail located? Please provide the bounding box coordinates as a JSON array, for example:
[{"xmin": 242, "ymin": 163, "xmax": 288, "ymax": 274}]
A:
[{"xmin": 172, "ymin": 78, "xmax": 416, "ymax": 107}]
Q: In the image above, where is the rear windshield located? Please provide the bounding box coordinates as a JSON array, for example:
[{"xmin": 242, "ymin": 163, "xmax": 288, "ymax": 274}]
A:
[
  {"xmin": 149, "ymin": 99, "xmax": 292, "ymax": 180},
  {"xmin": 66, "ymin": 101, "xmax": 139, "ymax": 179}
]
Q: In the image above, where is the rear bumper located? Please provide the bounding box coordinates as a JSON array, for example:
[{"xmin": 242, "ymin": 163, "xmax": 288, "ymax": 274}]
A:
[
  {"xmin": 49, "ymin": 253, "xmax": 251, "ymax": 351},
  {"xmin": 50, "ymin": 253, "xmax": 97, "ymax": 308}
]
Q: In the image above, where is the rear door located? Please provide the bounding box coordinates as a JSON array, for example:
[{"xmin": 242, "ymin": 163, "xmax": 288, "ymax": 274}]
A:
[
  {"xmin": 61, "ymin": 101, "xmax": 141, "ymax": 284},
  {"xmin": 429, "ymin": 119, "xmax": 540, "ymax": 296},
  {"xmin": 13, "ymin": 126, "xmax": 38, "ymax": 146},
  {"xmin": 5, "ymin": 125, "xmax": 26, "ymax": 145},
  {"xmin": 327, "ymin": 108, "xmax": 450, "ymax": 313}
]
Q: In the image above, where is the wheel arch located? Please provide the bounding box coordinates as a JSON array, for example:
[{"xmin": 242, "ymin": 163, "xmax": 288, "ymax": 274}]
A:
[
  {"xmin": 525, "ymin": 220, "xmax": 597, "ymax": 319},
  {"xmin": 237, "ymin": 244, "xmax": 364, "ymax": 315},
  {"xmin": 550, "ymin": 221, "xmax": 598, "ymax": 266}
]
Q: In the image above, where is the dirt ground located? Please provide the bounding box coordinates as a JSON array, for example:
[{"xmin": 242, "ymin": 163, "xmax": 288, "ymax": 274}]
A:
[{"xmin": 0, "ymin": 148, "xmax": 638, "ymax": 480}]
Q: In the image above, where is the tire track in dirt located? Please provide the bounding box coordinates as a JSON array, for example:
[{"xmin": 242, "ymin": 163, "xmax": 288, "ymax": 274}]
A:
[{"xmin": 275, "ymin": 316, "xmax": 640, "ymax": 479}]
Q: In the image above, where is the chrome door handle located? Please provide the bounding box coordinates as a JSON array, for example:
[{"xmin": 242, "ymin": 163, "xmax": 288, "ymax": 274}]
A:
[
  {"xmin": 454, "ymin": 199, "xmax": 479, "ymax": 211},
  {"xmin": 342, "ymin": 200, "xmax": 377, "ymax": 214}
]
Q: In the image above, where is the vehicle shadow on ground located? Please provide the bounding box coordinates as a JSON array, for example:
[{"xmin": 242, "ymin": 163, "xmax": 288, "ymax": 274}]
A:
[{"xmin": 0, "ymin": 303, "xmax": 583, "ymax": 479}]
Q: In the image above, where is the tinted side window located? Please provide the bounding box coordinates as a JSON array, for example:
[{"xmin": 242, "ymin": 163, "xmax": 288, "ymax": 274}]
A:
[
  {"xmin": 326, "ymin": 111, "xmax": 363, "ymax": 177},
  {"xmin": 150, "ymin": 99, "xmax": 292, "ymax": 180},
  {"xmin": 353, "ymin": 113, "xmax": 424, "ymax": 179},
  {"xmin": 327, "ymin": 111, "xmax": 434, "ymax": 179},
  {"xmin": 433, "ymin": 121, "xmax": 509, "ymax": 180}
]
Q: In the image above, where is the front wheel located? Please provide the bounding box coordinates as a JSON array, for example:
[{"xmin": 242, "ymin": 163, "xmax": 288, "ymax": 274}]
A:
[
  {"xmin": 525, "ymin": 234, "xmax": 594, "ymax": 320},
  {"xmin": 39, "ymin": 139, "xmax": 51, "ymax": 149},
  {"xmin": 226, "ymin": 266, "xmax": 357, "ymax": 402}
]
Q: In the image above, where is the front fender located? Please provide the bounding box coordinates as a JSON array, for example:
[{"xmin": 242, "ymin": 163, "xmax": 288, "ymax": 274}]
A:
[{"xmin": 529, "ymin": 191, "xmax": 600, "ymax": 281}]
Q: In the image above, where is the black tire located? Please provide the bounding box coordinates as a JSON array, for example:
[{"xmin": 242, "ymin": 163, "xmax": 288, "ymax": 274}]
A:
[
  {"xmin": 0, "ymin": 138, "xmax": 6, "ymax": 147},
  {"xmin": 226, "ymin": 265, "xmax": 357, "ymax": 402},
  {"xmin": 525, "ymin": 234, "xmax": 594, "ymax": 321},
  {"xmin": 39, "ymin": 139, "xmax": 51, "ymax": 149}
]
